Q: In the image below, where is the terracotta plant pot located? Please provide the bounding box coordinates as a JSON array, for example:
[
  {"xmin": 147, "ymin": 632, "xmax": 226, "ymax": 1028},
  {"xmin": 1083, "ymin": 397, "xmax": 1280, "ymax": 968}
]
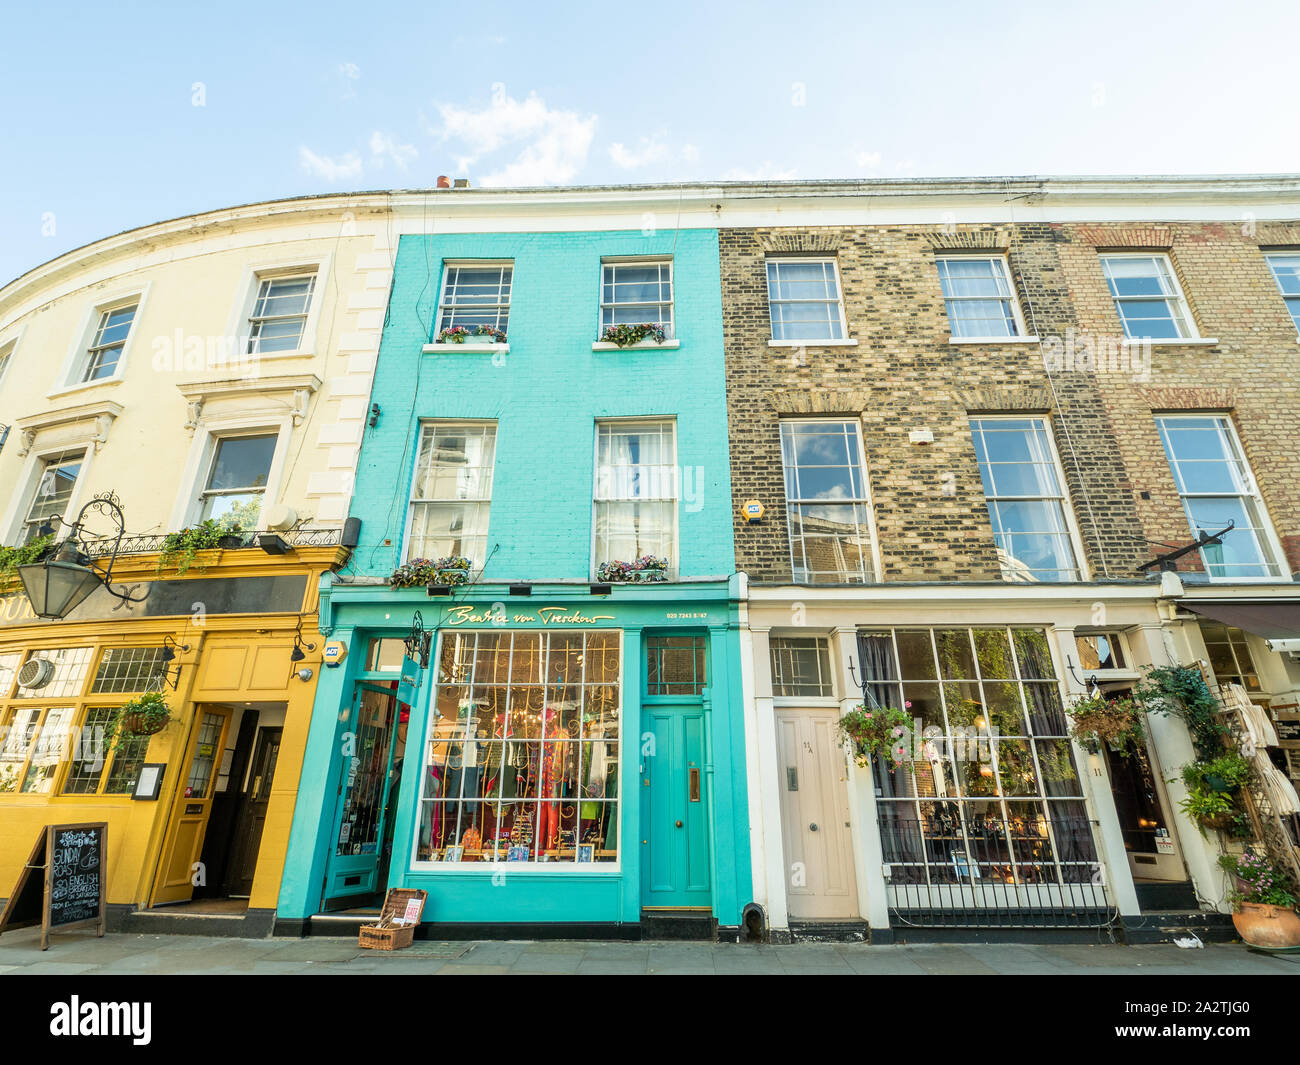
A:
[
  {"xmin": 1231, "ymin": 902, "xmax": 1300, "ymax": 949},
  {"xmin": 121, "ymin": 712, "xmax": 167, "ymax": 736}
]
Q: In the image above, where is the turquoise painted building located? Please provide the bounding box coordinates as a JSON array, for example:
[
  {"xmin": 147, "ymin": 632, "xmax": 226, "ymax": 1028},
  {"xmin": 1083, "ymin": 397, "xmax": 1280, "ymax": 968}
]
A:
[{"xmin": 277, "ymin": 227, "xmax": 754, "ymax": 937}]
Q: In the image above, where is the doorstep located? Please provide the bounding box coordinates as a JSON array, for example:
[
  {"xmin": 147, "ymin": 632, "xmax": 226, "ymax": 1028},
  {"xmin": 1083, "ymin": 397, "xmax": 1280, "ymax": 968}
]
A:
[
  {"xmin": 640, "ymin": 908, "xmax": 717, "ymax": 942},
  {"xmin": 109, "ymin": 903, "xmax": 276, "ymax": 939},
  {"xmin": 787, "ymin": 919, "xmax": 870, "ymax": 944},
  {"xmin": 1119, "ymin": 911, "xmax": 1237, "ymax": 946}
]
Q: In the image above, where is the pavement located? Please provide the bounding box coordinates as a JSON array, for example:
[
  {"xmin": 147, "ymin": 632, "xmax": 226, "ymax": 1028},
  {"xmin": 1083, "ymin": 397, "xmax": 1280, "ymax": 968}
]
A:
[{"xmin": 3, "ymin": 927, "xmax": 1300, "ymax": 974}]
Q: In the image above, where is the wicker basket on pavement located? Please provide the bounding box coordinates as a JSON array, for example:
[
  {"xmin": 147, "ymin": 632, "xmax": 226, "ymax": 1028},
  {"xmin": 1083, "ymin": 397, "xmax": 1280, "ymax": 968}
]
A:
[{"xmin": 357, "ymin": 888, "xmax": 428, "ymax": 951}]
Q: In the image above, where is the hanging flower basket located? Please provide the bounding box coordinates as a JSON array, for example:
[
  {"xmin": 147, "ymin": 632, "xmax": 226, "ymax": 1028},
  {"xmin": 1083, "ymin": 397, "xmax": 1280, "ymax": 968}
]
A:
[
  {"xmin": 390, "ymin": 556, "xmax": 473, "ymax": 588},
  {"xmin": 106, "ymin": 691, "xmax": 172, "ymax": 751},
  {"xmin": 1065, "ymin": 693, "xmax": 1145, "ymax": 757},
  {"xmin": 596, "ymin": 556, "xmax": 669, "ymax": 583},
  {"xmin": 837, "ymin": 704, "xmax": 915, "ymax": 770}
]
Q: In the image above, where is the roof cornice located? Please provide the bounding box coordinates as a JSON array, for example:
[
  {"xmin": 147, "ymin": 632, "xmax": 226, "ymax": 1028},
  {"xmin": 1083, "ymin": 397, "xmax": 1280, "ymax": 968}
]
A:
[{"xmin": 4, "ymin": 174, "xmax": 1300, "ymax": 314}]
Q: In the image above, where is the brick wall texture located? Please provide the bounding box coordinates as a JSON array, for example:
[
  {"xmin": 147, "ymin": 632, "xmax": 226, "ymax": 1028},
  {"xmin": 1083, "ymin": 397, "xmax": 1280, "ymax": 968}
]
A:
[{"xmin": 720, "ymin": 221, "xmax": 1300, "ymax": 586}]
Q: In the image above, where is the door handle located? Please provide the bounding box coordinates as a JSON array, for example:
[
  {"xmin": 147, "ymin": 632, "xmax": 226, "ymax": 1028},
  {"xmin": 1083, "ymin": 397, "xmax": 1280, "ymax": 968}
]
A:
[
  {"xmin": 675, "ymin": 820, "xmax": 683, "ymax": 828},
  {"xmin": 809, "ymin": 823, "xmax": 819, "ymax": 832}
]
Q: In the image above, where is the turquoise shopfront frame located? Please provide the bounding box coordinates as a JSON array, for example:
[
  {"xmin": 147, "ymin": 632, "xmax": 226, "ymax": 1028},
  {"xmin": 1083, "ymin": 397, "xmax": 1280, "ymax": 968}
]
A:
[{"xmin": 278, "ymin": 580, "xmax": 752, "ymax": 930}]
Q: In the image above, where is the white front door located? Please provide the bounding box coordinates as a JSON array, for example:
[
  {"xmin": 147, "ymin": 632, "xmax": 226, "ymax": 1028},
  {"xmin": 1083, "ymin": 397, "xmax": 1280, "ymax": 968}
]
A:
[{"xmin": 775, "ymin": 709, "xmax": 859, "ymax": 920}]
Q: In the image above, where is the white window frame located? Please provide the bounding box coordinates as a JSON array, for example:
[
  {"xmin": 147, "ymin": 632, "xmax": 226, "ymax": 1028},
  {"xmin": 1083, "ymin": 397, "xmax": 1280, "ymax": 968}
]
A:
[
  {"xmin": 1098, "ymin": 253, "xmax": 1198, "ymax": 340},
  {"xmin": 401, "ymin": 420, "xmax": 498, "ymax": 568},
  {"xmin": 598, "ymin": 258, "xmax": 675, "ymax": 339},
  {"xmin": 591, "ymin": 418, "xmax": 679, "ymax": 580},
  {"xmin": 0, "ymin": 442, "xmax": 94, "ymax": 545},
  {"xmin": 765, "ymin": 257, "xmax": 852, "ymax": 345},
  {"xmin": 1264, "ymin": 252, "xmax": 1300, "ymax": 336},
  {"xmin": 769, "ymin": 634, "xmax": 839, "ymax": 704},
  {"xmin": 53, "ymin": 283, "xmax": 151, "ymax": 395},
  {"xmin": 435, "ymin": 261, "xmax": 514, "ymax": 338},
  {"xmin": 1154, "ymin": 414, "xmax": 1286, "ymax": 582},
  {"xmin": 969, "ymin": 416, "xmax": 1089, "ymax": 584},
  {"xmin": 224, "ymin": 256, "xmax": 332, "ymax": 361},
  {"xmin": 0, "ymin": 325, "xmax": 22, "ymax": 388},
  {"xmin": 779, "ymin": 417, "xmax": 881, "ymax": 584},
  {"xmin": 934, "ymin": 255, "xmax": 1030, "ymax": 340},
  {"xmin": 170, "ymin": 416, "xmax": 291, "ymax": 531},
  {"xmin": 409, "ymin": 628, "xmax": 625, "ymax": 873}
]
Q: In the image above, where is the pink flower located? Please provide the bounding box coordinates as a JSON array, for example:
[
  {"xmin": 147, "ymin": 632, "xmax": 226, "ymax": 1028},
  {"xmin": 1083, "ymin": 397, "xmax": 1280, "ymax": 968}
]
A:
[{"xmin": 905, "ymin": 701, "xmax": 913, "ymax": 708}]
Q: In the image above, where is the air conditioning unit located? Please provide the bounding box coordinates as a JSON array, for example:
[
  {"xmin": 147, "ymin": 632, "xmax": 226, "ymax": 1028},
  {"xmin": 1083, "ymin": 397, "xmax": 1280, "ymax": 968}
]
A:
[{"xmin": 17, "ymin": 657, "xmax": 55, "ymax": 690}]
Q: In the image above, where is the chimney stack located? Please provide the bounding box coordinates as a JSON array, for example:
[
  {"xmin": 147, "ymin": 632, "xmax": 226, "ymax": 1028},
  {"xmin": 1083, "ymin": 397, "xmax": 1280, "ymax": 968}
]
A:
[{"xmin": 436, "ymin": 175, "xmax": 451, "ymax": 189}]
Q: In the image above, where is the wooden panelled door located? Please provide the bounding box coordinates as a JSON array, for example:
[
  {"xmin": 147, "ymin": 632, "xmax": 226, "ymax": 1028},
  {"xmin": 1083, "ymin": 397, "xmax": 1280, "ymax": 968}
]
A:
[
  {"xmin": 153, "ymin": 707, "xmax": 233, "ymax": 905},
  {"xmin": 225, "ymin": 727, "xmax": 283, "ymax": 897},
  {"xmin": 775, "ymin": 708, "xmax": 859, "ymax": 920}
]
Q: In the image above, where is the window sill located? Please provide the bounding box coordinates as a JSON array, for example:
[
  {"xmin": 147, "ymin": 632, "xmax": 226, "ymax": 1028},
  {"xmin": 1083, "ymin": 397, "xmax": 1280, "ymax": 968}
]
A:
[
  {"xmin": 46, "ymin": 376, "xmax": 124, "ymax": 400},
  {"xmin": 591, "ymin": 339, "xmax": 681, "ymax": 351},
  {"xmin": 767, "ymin": 338, "xmax": 858, "ymax": 348},
  {"xmin": 1120, "ymin": 337, "xmax": 1219, "ymax": 347},
  {"xmin": 948, "ymin": 336, "xmax": 1042, "ymax": 345},
  {"xmin": 422, "ymin": 342, "xmax": 510, "ymax": 354}
]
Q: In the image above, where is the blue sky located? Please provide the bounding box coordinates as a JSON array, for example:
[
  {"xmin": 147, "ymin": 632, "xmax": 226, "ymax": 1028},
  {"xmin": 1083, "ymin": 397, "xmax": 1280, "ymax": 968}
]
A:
[{"xmin": 2, "ymin": 0, "xmax": 1295, "ymax": 285}]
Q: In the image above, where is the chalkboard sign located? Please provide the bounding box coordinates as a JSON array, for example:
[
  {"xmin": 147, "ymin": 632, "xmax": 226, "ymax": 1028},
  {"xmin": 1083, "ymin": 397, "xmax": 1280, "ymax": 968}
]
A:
[
  {"xmin": 0, "ymin": 823, "xmax": 106, "ymax": 950},
  {"xmin": 1276, "ymin": 714, "xmax": 1300, "ymax": 748}
]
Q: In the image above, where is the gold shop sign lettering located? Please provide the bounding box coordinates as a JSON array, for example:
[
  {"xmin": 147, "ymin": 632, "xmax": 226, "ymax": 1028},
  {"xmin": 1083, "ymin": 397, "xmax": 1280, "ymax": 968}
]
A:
[
  {"xmin": 444, "ymin": 605, "xmax": 616, "ymax": 627},
  {"xmin": 0, "ymin": 594, "xmax": 38, "ymax": 624}
]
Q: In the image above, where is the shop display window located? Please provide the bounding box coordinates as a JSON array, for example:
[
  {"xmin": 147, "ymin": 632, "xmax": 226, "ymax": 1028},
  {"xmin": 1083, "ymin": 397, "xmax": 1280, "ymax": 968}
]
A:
[
  {"xmin": 416, "ymin": 630, "xmax": 621, "ymax": 866},
  {"xmin": 861, "ymin": 627, "xmax": 1098, "ymax": 889}
]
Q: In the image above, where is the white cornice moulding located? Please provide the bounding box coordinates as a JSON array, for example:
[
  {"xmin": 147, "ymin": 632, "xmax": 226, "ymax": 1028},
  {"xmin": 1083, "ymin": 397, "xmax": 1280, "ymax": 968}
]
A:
[
  {"xmin": 15, "ymin": 399, "xmax": 124, "ymax": 456},
  {"xmin": 176, "ymin": 373, "xmax": 321, "ymax": 432}
]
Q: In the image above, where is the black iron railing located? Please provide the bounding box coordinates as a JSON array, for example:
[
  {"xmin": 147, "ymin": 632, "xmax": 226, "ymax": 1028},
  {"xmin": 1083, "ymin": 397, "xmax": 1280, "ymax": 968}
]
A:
[
  {"xmin": 879, "ymin": 811, "xmax": 1116, "ymax": 929},
  {"xmin": 80, "ymin": 527, "xmax": 343, "ymax": 559}
]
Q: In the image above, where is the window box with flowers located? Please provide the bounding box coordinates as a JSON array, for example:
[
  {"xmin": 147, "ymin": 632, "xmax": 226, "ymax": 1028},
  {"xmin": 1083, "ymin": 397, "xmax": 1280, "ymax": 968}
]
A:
[
  {"xmin": 595, "ymin": 556, "xmax": 669, "ymax": 583},
  {"xmin": 390, "ymin": 556, "xmax": 473, "ymax": 589},
  {"xmin": 592, "ymin": 323, "xmax": 680, "ymax": 351},
  {"xmin": 423, "ymin": 326, "xmax": 509, "ymax": 355}
]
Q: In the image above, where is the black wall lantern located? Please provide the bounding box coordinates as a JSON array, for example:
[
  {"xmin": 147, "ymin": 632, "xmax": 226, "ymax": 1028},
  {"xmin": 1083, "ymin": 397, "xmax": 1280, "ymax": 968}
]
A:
[{"xmin": 17, "ymin": 493, "xmax": 146, "ymax": 619}]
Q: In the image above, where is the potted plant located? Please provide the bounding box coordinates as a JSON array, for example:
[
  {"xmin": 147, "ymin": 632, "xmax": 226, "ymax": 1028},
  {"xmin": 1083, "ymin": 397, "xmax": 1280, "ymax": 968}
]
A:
[
  {"xmin": 157, "ymin": 517, "xmax": 246, "ymax": 575},
  {"xmin": 1177, "ymin": 752, "xmax": 1253, "ymax": 833},
  {"xmin": 1218, "ymin": 849, "xmax": 1300, "ymax": 948},
  {"xmin": 596, "ymin": 555, "xmax": 669, "ymax": 583},
  {"xmin": 600, "ymin": 323, "xmax": 668, "ymax": 348},
  {"xmin": 1065, "ymin": 692, "xmax": 1145, "ymax": 756},
  {"xmin": 389, "ymin": 556, "xmax": 472, "ymax": 588},
  {"xmin": 838, "ymin": 704, "xmax": 915, "ymax": 770},
  {"xmin": 104, "ymin": 691, "xmax": 173, "ymax": 752}
]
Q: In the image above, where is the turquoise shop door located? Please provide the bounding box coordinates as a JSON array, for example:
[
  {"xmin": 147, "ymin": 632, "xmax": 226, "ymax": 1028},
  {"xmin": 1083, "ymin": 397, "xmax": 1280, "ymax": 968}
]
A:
[
  {"xmin": 640, "ymin": 705, "xmax": 712, "ymax": 908},
  {"xmin": 322, "ymin": 682, "xmax": 403, "ymax": 909}
]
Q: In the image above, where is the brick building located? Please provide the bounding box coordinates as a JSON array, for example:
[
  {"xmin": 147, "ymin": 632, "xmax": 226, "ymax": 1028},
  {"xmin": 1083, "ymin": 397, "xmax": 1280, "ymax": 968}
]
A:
[{"xmin": 717, "ymin": 177, "xmax": 1300, "ymax": 941}]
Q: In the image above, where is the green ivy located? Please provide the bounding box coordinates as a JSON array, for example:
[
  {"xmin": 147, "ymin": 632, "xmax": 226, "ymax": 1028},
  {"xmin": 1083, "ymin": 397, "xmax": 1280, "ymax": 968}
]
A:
[
  {"xmin": 1135, "ymin": 665, "xmax": 1228, "ymax": 761},
  {"xmin": 0, "ymin": 533, "xmax": 56, "ymax": 582}
]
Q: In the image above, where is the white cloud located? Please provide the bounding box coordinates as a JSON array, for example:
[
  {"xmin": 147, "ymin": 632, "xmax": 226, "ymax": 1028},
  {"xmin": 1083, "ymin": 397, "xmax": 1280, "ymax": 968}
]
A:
[
  {"xmin": 433, "ymin": 92, "xmax": 596, "ymax": 186},
  {"xmin": 722, "ymin": 162, "xmax": 798, "ymax": 181},
  {"xmin": 609, "ymin": 138, "xmax": 670, "ymax": 169},
  {"xmin": 369, "ymin": 130, "xmax": 418, "ymax": 171},
  {"xmin": 299, "ymin": 145, "xmax": 363, "ymax": 182},
  {"xmin": 855, "ymin": 150, "xmax": 882, "ymax": 170},
  {"xmin": 339, "ymin": 61, "xmax": 360, "ymax": 80},
  {"xmin": 682, "ymin": 144, "xmax": 699, "ymax": 163}
]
